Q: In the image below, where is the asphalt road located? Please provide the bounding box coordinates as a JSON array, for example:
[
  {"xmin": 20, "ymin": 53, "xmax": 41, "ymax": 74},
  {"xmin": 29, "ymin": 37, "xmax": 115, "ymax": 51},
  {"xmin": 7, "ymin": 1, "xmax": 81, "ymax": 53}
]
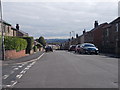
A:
[{"xmin": 3, "ymin": 51, "xmax": 118, "ymax": 88}]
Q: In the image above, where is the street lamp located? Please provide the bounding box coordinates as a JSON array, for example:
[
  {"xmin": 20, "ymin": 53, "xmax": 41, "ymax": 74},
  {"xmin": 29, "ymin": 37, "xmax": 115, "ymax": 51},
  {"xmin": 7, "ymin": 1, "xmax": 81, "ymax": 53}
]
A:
[
  {"xmin": 70, "ymin": 32, "xmax": 71, "ymax": 39},
  {"xmin": 72, "ymin": 31, "xmax": 75, "ymax": 38},
  {"xmin": 0, "ymin": 0, "xmax": 5, "ymax": 60}
]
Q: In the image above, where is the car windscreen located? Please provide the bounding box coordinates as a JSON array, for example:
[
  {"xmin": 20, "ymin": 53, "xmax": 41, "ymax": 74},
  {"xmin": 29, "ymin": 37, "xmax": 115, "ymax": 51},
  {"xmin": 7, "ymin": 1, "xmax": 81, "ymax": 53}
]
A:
[{"xmin": 84, "ymin": 44, "xmax": 95, "ymax": 47}]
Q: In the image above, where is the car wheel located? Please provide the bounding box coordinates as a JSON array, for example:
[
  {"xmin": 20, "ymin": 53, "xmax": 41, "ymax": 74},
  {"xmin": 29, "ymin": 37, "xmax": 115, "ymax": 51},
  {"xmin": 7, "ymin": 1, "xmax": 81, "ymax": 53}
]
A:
[{"xmin": 95, "ymin": 53, "xmax": 98, "ymax": 55}]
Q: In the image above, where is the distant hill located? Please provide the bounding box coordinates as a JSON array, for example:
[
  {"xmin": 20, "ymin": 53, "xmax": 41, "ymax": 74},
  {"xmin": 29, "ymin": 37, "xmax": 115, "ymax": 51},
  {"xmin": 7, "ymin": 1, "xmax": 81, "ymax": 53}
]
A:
[{"xmin": 46, "ymin": 39, "xmax": 68, "ymax": 44}]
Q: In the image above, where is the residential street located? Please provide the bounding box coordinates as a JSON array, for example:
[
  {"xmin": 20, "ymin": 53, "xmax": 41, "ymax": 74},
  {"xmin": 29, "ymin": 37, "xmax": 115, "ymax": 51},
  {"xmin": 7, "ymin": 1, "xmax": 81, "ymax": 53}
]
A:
[{"xmin": 2, "ymin": 51, "xmax": 118, "ymax": 88}]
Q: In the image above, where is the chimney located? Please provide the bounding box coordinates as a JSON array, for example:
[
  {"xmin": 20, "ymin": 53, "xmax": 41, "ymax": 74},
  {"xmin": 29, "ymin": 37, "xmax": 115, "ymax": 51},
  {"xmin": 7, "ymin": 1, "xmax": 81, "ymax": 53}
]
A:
[
  {"xmin": 83, "ymin": 29, "xmax": 86, "ymax": 34},
  {"xmin": 76, "ymin": 34, "xmax": 79, "ymax": 38},
  {"xmin": 16, "ymin": 24, "xmax": 19, "ymax": 30},
  {"xmin": 72, "ymin": 37, "xmax": 74, "ymax": 40},
  {"xmin": 94, "ymin": 21, "xmax": 98, "ymax": 28}
]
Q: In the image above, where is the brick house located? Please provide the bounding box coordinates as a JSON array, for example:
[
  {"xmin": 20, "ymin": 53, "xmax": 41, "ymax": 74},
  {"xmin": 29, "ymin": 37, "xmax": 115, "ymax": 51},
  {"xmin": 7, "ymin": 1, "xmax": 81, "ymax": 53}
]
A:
[
  {"xmin": 0, "ymin": 20, "xmax": 16, "ymax": 36},
  {"xmin": 102, "ymin": 17, "xmax": 120, "ymax": 55},
  {"xmin": 61, "ymin": 18, "xmax": 120, "ymax": 54},
  {"xmin": 91, "ymin": 22, "xmax": 108, "ymax": 52},
  {"xmin": 76, "ymin": 22, "xmax": 108, "ymax": 52},
  {"xmin": 0, "ymin": 21, "xmax": 28, "ymax": 37},
  {"xmin": 15, "ymin": 24, "xmax": 29, "ymax": 37},
  {"xmin": 11, "ymin": 27, "xmax": 17, "ymax": 36},
  {"xmin": 16, "ymin": 30, "xmax": 28, "ymax": 37},
  {"xmin": 83, "ymin": 31, "xmax": 93, "ymax": 44}
]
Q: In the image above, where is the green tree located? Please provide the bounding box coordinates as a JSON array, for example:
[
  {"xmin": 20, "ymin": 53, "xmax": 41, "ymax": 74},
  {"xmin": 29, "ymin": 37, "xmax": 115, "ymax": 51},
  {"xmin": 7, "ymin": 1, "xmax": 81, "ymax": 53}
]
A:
[{"xmin": 38, "ymin": 36, "xmax": 46, "ymax": 47}]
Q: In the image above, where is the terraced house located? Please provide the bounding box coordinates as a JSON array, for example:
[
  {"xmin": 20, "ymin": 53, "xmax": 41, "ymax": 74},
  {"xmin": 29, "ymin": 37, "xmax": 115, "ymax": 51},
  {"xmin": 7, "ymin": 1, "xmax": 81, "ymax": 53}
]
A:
[
  {"xmin": 62, "ymin": 17, "xmax": 120, "ymax": 55},
  {"xmin": 0, "ymin": 20, "xmax": 28, "ymax": 37},
  {"xmin": 102, "ymin": 17, "xmax": 120, "ymax": 55}
]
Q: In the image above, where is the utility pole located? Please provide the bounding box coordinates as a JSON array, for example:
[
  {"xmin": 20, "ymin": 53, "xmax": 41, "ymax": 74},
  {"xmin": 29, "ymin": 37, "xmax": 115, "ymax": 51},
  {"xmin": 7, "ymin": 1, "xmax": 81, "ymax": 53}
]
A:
[
  {"xmin": 72, "ymin": 31, "xmax": 75, "ymax": 38},
  {"xmin": 0, "ymin": 0, "xmax": 5, "ymax": 60},
  {"xmin": 70, "ymin": 32, "xmax": 71, "ymax": 39}
]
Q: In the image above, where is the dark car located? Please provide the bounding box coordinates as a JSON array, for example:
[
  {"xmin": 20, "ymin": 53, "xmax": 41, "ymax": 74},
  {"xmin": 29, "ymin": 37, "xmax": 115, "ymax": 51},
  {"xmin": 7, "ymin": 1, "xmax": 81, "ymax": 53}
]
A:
[
  {"xmin": 45, "ymin": 46, "xmax": 53, "ymax": 52},
  {"xmin": 79, "ymin": 43, "xmax": 99, "ymax": 54},
  {"xmin": 68, "ymin": 45, "xmax": 76, "ymax": 51}
]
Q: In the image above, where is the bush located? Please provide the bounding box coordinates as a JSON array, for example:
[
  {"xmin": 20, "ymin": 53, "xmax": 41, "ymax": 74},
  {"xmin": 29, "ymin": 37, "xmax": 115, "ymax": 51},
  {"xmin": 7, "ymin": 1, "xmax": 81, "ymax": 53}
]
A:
[
  {"xmin": 38, "ymin": 36, "xmax": 46, "ymax": 47},
  {"xmin": 4, "ymin": 36, "xmax": 27, "ymax": 52},
  {"xmin": 36, "ymin": 43, "xmax": 43, "ymax": 48},
  {"xmin": 20, "ymin": 37, "xmax": 34, "ymax": 54},
  {"xmin": 33, "ymin": 46, "xmax": 37, "ymax": 52}
]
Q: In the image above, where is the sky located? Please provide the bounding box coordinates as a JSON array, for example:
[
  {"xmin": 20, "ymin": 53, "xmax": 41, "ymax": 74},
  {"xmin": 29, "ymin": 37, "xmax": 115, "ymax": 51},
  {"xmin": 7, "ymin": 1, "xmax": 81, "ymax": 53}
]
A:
[{"xmin": 2, "ymin": 0, "xmax": 119, "ymax": 39}]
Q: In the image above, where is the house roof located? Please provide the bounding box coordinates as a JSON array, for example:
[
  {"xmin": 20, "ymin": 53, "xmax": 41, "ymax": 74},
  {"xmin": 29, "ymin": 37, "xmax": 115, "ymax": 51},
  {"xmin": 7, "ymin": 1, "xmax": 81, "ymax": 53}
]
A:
[
  {"xmin": 18, "ymin": 30, "xmax": 28, "ymax": 36},
  {"xmin": 11, "ymin": 27, "xmax": 17, "ymax": 31},
  {"xmin": 110, "ymin": 17, "xmax": 120, "ymax": 24},
  {"xmin": 0, "ymin": 20, "xmax": 11, "ymax": 26},
  {"xmin": 103, "ymin": 17, "xmax": 120, "ymax": 29},
  {"xmin": 103, "ymin": 24, "xmax": 112, "ymax": 28},
  {"xmin": 90, "ymin": 22, "xmax": 108, "ymax": 32}
]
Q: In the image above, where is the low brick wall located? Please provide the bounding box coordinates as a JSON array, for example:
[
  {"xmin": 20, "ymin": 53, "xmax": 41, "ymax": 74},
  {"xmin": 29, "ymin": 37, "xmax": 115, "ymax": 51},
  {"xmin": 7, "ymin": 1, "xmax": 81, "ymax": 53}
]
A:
[{"xmin": 5, "ymin": 50, "xmax": 26, "ymax": 60}]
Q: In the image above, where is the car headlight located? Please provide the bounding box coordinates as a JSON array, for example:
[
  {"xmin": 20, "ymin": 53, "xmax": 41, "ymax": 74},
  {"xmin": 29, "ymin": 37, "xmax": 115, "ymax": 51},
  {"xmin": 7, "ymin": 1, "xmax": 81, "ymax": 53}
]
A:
[{"xmin": 96, "ymin": 48, "xmax": 98, "ymax": 50}]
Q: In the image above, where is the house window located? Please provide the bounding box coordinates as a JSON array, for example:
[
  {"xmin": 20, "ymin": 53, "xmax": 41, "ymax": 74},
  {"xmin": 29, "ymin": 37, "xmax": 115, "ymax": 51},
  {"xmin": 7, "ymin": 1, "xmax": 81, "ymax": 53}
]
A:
[
  {"xmin": 8, "ymin": 26, "xmax": 10, "ymax": 33},
  {"xmin": 116, "ymin": 23, "xmax": 118, "ymax": 32},
  {"xmin": 106, "ymin": 28, "xmax": 109, "ymax": 37},
  {"xmin": 3, "ymin": 25, "xmax": 5, "ymax": 33}
]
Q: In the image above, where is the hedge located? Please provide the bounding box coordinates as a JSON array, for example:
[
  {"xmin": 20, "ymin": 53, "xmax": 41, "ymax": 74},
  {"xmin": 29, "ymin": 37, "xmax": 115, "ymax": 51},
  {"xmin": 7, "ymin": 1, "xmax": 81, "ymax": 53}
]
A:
[
  {"xmin": 36, "ymin": 43, "xmax": 43, "ymax": 48},
  {"xmin": 4, "ymin": 36, "xmax": 27, "ymax": 52},
  {"xmin": 20, "ymin": 37, "xmax": 34, "ymax": 54},
  {"xmin": 33, "ymin": 46, "xmax": 37, "ymax": 52}
]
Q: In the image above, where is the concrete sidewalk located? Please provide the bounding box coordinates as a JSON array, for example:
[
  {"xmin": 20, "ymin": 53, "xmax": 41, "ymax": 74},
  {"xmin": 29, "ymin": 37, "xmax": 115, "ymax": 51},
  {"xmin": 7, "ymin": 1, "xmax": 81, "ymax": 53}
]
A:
[
  {"xmin": 100, "ymin": 53, "xmax": 120, "ymax": 58},
  {"xmin": 2, "ymin": 51, "xmax": 44, "ymax": 65}
]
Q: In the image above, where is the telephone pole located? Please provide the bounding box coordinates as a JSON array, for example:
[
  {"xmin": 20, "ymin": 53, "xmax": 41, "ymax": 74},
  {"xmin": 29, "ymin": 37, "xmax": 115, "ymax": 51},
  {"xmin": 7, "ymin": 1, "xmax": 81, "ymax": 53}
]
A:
[{"xmin": 0, "ymin": 0, "xmax": 5, "ymax": 60}]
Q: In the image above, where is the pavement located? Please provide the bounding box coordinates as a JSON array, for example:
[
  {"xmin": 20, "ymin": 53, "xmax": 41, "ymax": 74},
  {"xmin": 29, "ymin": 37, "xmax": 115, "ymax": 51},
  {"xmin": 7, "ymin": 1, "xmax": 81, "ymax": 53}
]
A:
[
  {"xmin": 2, "ymin": 51, "xmax": 44, "ymax": 65},
  {"xmin": 99, "ymin": 53, "xmax": 120, "ymax": 58}
]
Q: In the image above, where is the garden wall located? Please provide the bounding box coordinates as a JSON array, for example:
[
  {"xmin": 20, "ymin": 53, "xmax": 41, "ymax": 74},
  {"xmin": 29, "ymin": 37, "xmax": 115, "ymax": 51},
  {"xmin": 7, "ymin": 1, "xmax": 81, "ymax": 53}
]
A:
[{"xmin": 5, "ymin": 50, "xmax": 26, "ymax": 60}]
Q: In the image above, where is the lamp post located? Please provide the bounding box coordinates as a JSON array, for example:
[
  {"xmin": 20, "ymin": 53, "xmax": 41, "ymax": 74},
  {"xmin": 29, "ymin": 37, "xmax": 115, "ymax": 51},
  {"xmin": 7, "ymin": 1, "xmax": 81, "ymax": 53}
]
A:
[
  {"xmin": 72, "ymin": 31, "xmax": 75, "ymax": 38},
  {"xmin": 0, "ymin": 0, "xmax": 5, "ymax": 60}
]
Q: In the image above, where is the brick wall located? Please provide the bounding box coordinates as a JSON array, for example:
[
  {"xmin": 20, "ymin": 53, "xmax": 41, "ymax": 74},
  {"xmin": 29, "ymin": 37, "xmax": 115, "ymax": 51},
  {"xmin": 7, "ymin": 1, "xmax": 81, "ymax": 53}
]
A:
[{"xmin": 5, "ymin": 50, "xmax": 26, "ymax": 60}]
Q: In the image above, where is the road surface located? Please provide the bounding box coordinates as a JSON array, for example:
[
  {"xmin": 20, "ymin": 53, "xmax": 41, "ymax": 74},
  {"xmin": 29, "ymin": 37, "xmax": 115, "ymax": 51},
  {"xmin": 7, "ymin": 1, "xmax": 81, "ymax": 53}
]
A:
[{"xmin": 2, "ymin": 51, "xmax": 118, "ymax": 88}]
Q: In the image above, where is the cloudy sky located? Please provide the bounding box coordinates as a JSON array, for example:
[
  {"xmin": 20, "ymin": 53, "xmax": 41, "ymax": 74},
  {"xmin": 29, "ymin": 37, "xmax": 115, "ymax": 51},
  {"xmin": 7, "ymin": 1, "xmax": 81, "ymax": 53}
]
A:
[{"xmin": 2, "ymin": 0, "xmax": 119, "ymax": 39}]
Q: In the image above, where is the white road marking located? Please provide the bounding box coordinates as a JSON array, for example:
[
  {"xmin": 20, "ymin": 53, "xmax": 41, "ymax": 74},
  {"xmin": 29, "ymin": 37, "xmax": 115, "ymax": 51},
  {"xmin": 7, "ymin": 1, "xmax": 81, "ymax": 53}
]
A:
[
  {"xmin": 11, "ymin": 81, "xmax": 18, "ymax": 87},
  {"xmin": 22, "ymin": 63, "xmax": 27, "ymax": 66},
  {"xmin": 3, "ymin": 75, "xmax": 9, "ymax": 79},
  {"xmin": 18, "ymin": 65, "xmax": 23, "ymax": 68},
  {"xmin": 5, "ymin": 85, "xmax": 11, "ymax": 87},
  {"xmin": 20, "ymin": 70, "xmax": 26, "ymax": 74},
  {"xmin": 10, "ymin": 71, "xmax": 15, "ymax": 74},
  {"xmin": 24, "ymin": 67, "xmax": 30, "ymax": 70},
  {"xmin": 3, "ymin": 53, "xmax": 45, "ymax": 66},
  {"xmin": 37, "ymin": 53, "xmax": 44, "ymax": 60},
  {"xmin": 16, "ymin": 74, "xmax": 23, "ymax": 79},
  {"xmin": 30, "ymin": 61, "xmax": 36, "ymax": 66},
  {"xmin": 2, "ymin": 53, "xmax": 45, "ymax": 88},
  {"xmin": 13, "ymin": 68, "xmax": 19, "ymax": 70},
  {"xmin": 27, "ymin": 65, "xmax": 32, "ymax": 68}
]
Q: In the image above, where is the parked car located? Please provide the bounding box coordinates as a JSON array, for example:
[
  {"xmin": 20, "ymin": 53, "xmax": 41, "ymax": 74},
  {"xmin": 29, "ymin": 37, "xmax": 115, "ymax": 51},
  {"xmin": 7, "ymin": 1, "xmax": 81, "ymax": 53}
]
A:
[
  {"xmin": 75, "ymin": 44, "xmax": 81, "ymax": 53},
  {"xmin": 45, "ymin": 46, "xmax": 53, "ymax": 52},
  {"xmin": 75, "ymin": 43, "xmax": 99, "ymax": 54},
  {"xmin": 68, "ymin": 45, "xmax": 76, "ymax": 51}
]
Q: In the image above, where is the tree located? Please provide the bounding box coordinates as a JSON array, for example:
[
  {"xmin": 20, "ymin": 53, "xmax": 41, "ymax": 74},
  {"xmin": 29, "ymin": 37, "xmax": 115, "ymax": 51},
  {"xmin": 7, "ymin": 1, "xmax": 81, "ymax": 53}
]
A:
[{"xmin": 38, "ymin": 36, "xmax": 46, "ymax": 47}]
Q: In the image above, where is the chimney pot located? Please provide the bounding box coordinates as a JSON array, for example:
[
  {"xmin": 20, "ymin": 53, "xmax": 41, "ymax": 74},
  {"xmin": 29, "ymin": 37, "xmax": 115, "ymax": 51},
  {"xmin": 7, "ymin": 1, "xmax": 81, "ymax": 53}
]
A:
[
  {"xmin": 16, "ymin": 24, "xmax": 19, "ymax": 30},
  {"xmin": 94, "ymin": 21, "xmax": 98, "ymax": 28},
  {"xmin": 83, "ymin": 29, "xmax": 86, "ymax": 34}
]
